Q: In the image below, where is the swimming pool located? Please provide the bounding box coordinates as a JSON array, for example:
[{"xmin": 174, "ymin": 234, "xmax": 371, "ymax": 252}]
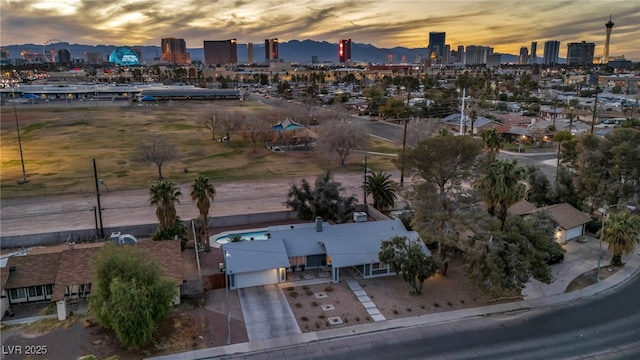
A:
[{"xmin": 213, "ymin": 228, "xmax": 270, "ymax": 245}]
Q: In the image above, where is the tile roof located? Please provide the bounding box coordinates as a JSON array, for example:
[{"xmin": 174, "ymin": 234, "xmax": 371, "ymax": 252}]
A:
[
  {"xmin": 5, "ymin": 253, "xmax": 61, "ymax": 289},
  {"xmin": 528, "ymin": 203, "xmax": 592, "ymax": 229}
]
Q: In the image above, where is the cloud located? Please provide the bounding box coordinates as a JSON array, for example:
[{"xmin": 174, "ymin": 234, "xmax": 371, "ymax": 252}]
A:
[{"xmin": 1, "ymin": 0, "xmax": 638, "ymax": 60}]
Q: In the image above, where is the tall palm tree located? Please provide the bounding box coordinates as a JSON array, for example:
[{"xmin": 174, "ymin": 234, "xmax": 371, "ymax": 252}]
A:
[
  {"xmin": 149, "ymin": 181, "xmax": 182, "ymax": 232},
  {"xmin": 481, "ymin": 128, "xmax": 505, "ymax": 160},
  {"xmin": 364, "ymin": 171, "xmax": 398, "ymax": 211},
  {"xmin": 602, "ymin": 211, "xmax": 640, "ymax": 266},
  {"xmin": 475, "ymin": 159, "xmax": 527, "ymax": 230},
  {"xmin": 190, "ymin": 176, "xmax": 216, "ymax": 248},
  {"xmin": 468, "ymin": 109, "xmax": 478, "ymax": 136}
]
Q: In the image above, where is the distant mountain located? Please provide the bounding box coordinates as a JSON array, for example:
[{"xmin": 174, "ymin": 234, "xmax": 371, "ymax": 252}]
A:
[{"xmin": 2, "ymin": 40, "xmax": 519, "ymax": 65}]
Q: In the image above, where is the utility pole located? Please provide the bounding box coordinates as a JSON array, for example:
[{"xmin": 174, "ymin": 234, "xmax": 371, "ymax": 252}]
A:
[
  {"xmin": 591, "ymin": 91, "xmax": 598, "ymax": 134},
  {"xmin": 363, "ymin": 155, "xmax": 368, "ymax": 204},
  {"xmin": 459, "ymin": 88, "xmax": 466, "ymax": 135},
  {"xmin": 400, "ymin": 118, "xmax": 408, "ymax": 186},
  {"xmin": 11, "ymin": 84, "xmax": 28, "ymax": 184},
  {"xmin": 92, "ymin": 159, "xmax": 104, "ymax": 238}
]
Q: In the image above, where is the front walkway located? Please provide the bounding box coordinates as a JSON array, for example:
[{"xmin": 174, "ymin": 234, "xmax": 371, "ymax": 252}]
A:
[{"xmin": 237, "ymin": 284, "xmax": 301, "ymax": 341}]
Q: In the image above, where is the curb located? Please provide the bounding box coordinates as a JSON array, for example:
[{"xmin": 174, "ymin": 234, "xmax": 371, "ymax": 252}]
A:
[{"xmin": 147, "ymin": 253, "xmax": 640, "ymax": 360}]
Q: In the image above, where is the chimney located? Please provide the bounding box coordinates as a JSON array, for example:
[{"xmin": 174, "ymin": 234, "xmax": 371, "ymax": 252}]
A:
[{"xmin": 315, "ymin": 217, "xmax": 323, "ymax": 232}]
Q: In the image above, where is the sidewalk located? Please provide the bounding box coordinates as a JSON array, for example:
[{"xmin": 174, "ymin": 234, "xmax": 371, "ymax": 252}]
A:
[{"xmin": 148, "ymin": 252, "xmax": 640, "ymax": 360}]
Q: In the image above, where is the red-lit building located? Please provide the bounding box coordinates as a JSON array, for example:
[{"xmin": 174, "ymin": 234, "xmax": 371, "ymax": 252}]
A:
[
  {"xmin": 339, "ymin": 39, "xmax": 352, "ymax": 63},
  {"xmin": 161, "ymin": 38, "xmax": 191, "ymax": 64},
  {"xmin": 265, "ymin": 38, "xmax": 278, "ymax": 61},
  {"xmin": 204, "ymin": 39, "xmax": 238, "ymax": 65}
]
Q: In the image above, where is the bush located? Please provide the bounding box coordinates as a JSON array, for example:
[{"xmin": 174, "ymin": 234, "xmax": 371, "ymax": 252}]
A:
[
  {"xmin": 393, "ymin": 309, "xmax": 399, "ymax": 314},
  {"xmin": 302, "ymin": 285, "xmax": 310, "ymax": 290},
  {"xmin": 433, "ymin": 302, "xmax": 440, "ymax": 308},
  {"xmin": 289, "ymin": 291, "xmax": 299, "ymax": 298},
  {"xmin": 285, "ymin": 287, "xmax": 295, "ymax": 291},
  {"xmin": 295, "ymin": 303, "xmax": 303, "ymax": 308},
  {"xmin": 311, "ymin": 301, "xmax": 319, "ymax": 307},
  {"xmin": 305, "ymin": 290, "xmax": 313, "ymax": 296},
  {"xmin": 585, "ymin": 219, "xmax": 602, "ymax": 234},
  {"xmin": 325, "ymin": 286, "xmax": 334, "ymax": 292},
  {"xmin": 319, "ymin": 314, "xmax": 325, "ymax": 319},
  {"xmin": 447, "ymin": 301, "xmax": 453, "ymax": 307},
  {"xmin": 301, "ymin": 316, "xmax": 309, "ymax": 321}
]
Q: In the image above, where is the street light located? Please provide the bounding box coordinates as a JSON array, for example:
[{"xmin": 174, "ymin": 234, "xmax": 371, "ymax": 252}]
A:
[
  {"xmin": 223, "ymin": 247, "xmax": 231, "ymax": 345},
  {"xmin": 596, "ymin": 204, "xmax": 621, "ymax": 282}
]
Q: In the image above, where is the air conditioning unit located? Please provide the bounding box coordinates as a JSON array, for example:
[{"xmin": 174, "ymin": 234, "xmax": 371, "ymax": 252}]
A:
[{"xmin": 353, "ymin": 212, "xmax": 367, "ymax": 223}]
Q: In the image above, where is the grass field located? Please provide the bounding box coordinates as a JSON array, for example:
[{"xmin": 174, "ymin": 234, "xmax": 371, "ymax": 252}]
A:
[{"xmin": 1, "ymin": 101, "xmax": 399, "ymax": 198}]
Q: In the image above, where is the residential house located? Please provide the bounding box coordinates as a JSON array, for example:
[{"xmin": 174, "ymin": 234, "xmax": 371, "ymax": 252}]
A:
[
  {"xmin": 440, "ymin": 113, "xmax": 499, "ymax": 135},
  {"xmin": 525, "ymin": 203, "xmax": 592, "ymax": 243},
  {"xmin": 222, "ymin": 218, "xmax": 427, "ymax": 289}
]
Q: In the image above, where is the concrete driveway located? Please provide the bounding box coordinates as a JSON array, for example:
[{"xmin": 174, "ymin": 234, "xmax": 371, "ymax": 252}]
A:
[
  {"xmin": 237, "ymin": 284, "xmax": 301, "ymax": 341},
  {"xmin": 524, "ymin": 234, "xmax": 618, "ymax": 299}
]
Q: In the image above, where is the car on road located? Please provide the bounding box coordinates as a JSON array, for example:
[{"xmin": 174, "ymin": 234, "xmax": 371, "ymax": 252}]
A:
[{"xmin": 546, "ymin": 253, "xmax": 565, "ymax": 265}]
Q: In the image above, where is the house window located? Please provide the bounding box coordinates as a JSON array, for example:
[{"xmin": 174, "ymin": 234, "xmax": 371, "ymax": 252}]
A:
[
  {"xmin": 28, "ymin": 286, "xmax": 44, "ymax": 298},
  {"xmin": 372, "ymin": 262, "xmax": 383, "ymax": 270},
  {"xmin": 45, "ymin": 284, "xmax": 53, "ymax": 296},
  {"xmin": 9, "ymin": 288, "xmax": 26, "ymax": 300},
  {"xmin": 79, "ymin": 283, "xmax": 92, "ymax": 297}
]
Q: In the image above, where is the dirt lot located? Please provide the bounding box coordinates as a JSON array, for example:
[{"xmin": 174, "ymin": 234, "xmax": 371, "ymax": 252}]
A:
[{"xmin": 1, "ymin": 102, "xmax": 398, "ymax": 198}]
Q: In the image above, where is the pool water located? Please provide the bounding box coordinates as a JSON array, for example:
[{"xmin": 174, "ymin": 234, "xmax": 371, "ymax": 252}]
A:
[{"xmin": 215, "ymin": 230, "xmax": 269, "ymax": 244}]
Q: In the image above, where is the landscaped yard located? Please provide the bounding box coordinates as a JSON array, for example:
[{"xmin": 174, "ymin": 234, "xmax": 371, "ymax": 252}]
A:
[{"xmin": 1, "ymin": 102, "xmax": 399, "ymax": 198}]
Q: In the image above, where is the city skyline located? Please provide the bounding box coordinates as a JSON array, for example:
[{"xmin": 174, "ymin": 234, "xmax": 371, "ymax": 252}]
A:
[{"xmin": 1, "ymin": 0, "xmax": 639, "ymax": 60}]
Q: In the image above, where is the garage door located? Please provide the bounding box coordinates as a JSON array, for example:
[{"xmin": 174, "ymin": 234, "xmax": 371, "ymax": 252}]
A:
[
  {"xmin": 566, "ymin": 226, "xmax": 583, "ymax": 241},
  {"xmin": 235, "ymin": 269, "xmax": 279, "ymax": 289}
]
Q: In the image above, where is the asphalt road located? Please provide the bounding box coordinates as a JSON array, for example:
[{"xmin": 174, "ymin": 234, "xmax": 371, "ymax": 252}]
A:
[{"xmin": 221, "ymin": 275, "xmax": 640, "ymax": 359}]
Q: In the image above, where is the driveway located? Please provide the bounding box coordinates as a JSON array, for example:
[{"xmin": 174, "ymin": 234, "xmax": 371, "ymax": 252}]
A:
[
  {"xmin": 523, "ymin": 234, "xmax": 616, "ymax": 299},
  {"xmin": 237, "ymin": 284, "xmax": 301, "ymax": 341}
]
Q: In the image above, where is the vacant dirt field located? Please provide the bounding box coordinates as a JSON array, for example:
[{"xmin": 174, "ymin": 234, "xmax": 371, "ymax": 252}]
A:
[{"xmin": 1, "ymin": 102, "xmax": 398, "ymax": 198}]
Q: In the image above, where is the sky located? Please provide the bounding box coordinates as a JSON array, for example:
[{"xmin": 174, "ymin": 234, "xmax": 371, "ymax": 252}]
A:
[{"xmin": 1, "ymin": 0, "xmax": 639, "ymax": 60}]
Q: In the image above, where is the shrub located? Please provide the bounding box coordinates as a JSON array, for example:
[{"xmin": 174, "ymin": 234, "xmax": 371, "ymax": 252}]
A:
[
  {"xmin": 305, "ymin": 290, "xmax": 313, "ymax": 296},
  {"xmin": 301, "ymin": 316, "xmax": 309, "ymax": 321},
  {"xmin": 447, "ymin": 301, "xmax": 453, "ymax": 307},
  {"xmin": 311, "ymin": 301, "xmax": 319, "ymax": 307},
  {"xmin": 285, "ymin": 287, "xmax": 295, "ymax": 291},
  {"xmin": 319, "ymin": 314, "xmax": 326, "ymax": 319},
  {"xmin": 302, "ymin": 285, "xmax": 310, "ymax": 290},
  {"xmin": 355, "ymin": 316, "xmax": 360, "ymax": 322},
  {"xmin": 295, "ymin": 303, "xmax": 303, "ymax": 308},
  {"xmin": 433, "ymin": 302, "xmax": 440, "ymax": 307},
  {"xmin": 289, "ymin": 291, "xmax": 299, "ymax": 298},
  {"xmin": 393, "ymin": 310, "xmax": 399, "ymax": 314},
  {"xmin": 420, "ymin": 305, "xmax": 425, "ymax": 309},
  {"xmin": 406, "ymin": 308, "xmax": 412, "ymax": 312},
  {"xmin": 325, "ymin": 286, "xmax": 334, "ymax": 292},
  {"xmin": 460, "ymin": 299, "xmax": 465, "ymax": 304},
  {"xmin": 315, "ymin": 322, "xmax": 321, "ymax": 329}
]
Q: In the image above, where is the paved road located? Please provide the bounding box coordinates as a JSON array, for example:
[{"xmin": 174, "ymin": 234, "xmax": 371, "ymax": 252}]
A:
[
  {"xmin": 238, "ymin": 285, "xmax": 301, "ymax": 341},
  {"xmin": 222, "ymin": 274, "xmax": 640, "ymax": 359}
]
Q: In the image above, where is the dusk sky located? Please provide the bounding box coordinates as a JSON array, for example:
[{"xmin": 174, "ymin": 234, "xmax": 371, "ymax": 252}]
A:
[{"xmin": 1, "ymin": 0, "xmax": 639, "ymax": 60}]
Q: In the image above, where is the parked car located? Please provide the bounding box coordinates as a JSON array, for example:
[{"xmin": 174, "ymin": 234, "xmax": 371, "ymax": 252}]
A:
[{"xmin": 546, "ymin": 253, "xmax": 564, "ymax": 265}]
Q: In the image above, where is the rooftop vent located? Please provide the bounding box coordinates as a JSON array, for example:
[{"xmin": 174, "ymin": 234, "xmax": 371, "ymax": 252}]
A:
[
  {"xmin": 315, "ymin": 217, "xmax": 323, "ymax": 232},
  {"xmin": 353, "ymin": 212, "xmax": 367, "ymax": 223}
]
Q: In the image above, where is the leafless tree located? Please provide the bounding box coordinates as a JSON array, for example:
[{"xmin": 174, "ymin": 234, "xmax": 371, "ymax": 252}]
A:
[
  {"xmin": 317, "ymin": 120, "xmax": 368, "ymax": 166},
  {"xmin": 136, "ymin": 134, "xmax": 177, "ymax": 180},
  {"xmin": 201, "ymin": 109, "xmax": 225, "ymax": 141},
  {"xmin": 398, "ymin": 117, "xmax": 442, "ymax": 148},
  {"xmin": 219, "ymin": 111, "xmax": 244, "ymax": 142},
  {"xmin": 242, "ymin": 116, "xmax": 273, "ymax": 152}
]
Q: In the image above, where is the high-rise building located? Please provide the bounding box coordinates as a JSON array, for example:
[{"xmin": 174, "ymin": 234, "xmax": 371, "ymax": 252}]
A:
[
  {"xmin": 601, "ymin": 14, "xmax": 615, "ymax": 63},
  {"xmin": 247, "ymin": 42, "xmax": 254, "ymax": 64},
  {"xmin": 456, "ymin": 45, "xmax": 465, "ymax": 63},
  {"xmin": 543, "ymin": 40, "xmax": 560, "ymax": 65},
  {"xmin": 204, "ymin": 39, "xmax": 238, "ymax": 65},
  {"xmin": 427, "ymin": 32, "xmax": 446, "ymax": 64},
  {"xmin": 567, "ymin": 41, "xmax": 596, "ymax": 66},
  {"xmin": 265, "ymin": 38, "xmax": 278, "ymax": 61},
  {"xmin": 529, "ymin": 41, "xmax": 537, "ymax": 64},
  {"xmin": 84, "ymin": 52, "xmax": 103, "ymax": 65},
  {"xmin": 443, "ymin": 45, "xmax": 451, "ymax": 64},
  {"xmin": 338, "ymin": 39, "xmax": 352, "ymax": 63},
  {"xmin": 519, "ymin": 47, "xmax": 529, "ymax": 65},
  {"xmin": 464, "ymin": 45, "xmax": 493, "ymax": 65},
  {"xmin": 57, "ymin": 49, "xmax": 71, "ymax": 63},
  {"xmin": 161, "ymin": 38, "xmax": 190, "ymax": 64}
]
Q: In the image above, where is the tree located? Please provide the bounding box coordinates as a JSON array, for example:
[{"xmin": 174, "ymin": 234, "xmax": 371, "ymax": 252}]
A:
[
  {"xmin": 379, "ymin": 98, "xmax": 410, "ymax": 120},
  {"xmin": 201, "ymin": 109, "xmax": 225, "ymax": 141},
  {"xmin": 601, "ymin": 211, "xmax": 640, "ymax": 266},
  {"xmin": 136, "ymin": 135, "xmax": 177, "ymax": 180},
  {"xmin": 464, "ymin": 213, "xmax": 562, "ymax": 296},
  {"xmin": 401, "ymin": 118, "xmax": 440, "ymax": 148},
  {"xmin": 190, "ymin": 176, "xmax": 216, "ymax": 249},
  {"xmin": 317, "ymin": 119, "xmax": 368, "ymax": 166},
  {"xmin": 285, "ymin": 171, "xmax": 357, "ymax": 223},
  {"xmin": 475, "ymin": 159, "xmax": 527, "ymax": 230},
  {"xmin": 364, "ymin": 171, "xmax": 398, "ymax": 211},
  {"xmin": 150, "ymin": 181, "xmax": 182, "ymax": 231},
  {"xmin": 480, "ymin": 128, "xmax": 505, "ymax": 160},
  {"xmin": 89, "ymin": 244, "xmax": 178, "ymax": 348},
  {"xmin": 378, "ymin": 236, "xmax": 438, "ymax": 295},
  {"xmin": 402, "ymin": 136, "xmax": 484, "ymax": 257},
  {"xmin": 468, "ymin": 109, "xmax": 478, "ymax": 135}
]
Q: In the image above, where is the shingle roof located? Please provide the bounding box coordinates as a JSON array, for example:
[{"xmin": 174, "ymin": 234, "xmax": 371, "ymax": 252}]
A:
[
  {"xmin": 51, "ymin": 248, "xmax": 100, "ymax": 301},
  {"xmin": 5, "ymin": 253, "xmax": 61, "ymax": 289},
  {"xmin": 528, "ymin": 203, "xmax": 592, "ymax": 229},
  {"xmin": 508, "ymin": 200, "xmax": 538, "ymax": 216},
  {"xmin": 136, "ymin": 240, "xmax": 183, "ymax": 284},
  {"xmin": 223, "ymin": 239, "xmax": 290, "ymax": 274}
]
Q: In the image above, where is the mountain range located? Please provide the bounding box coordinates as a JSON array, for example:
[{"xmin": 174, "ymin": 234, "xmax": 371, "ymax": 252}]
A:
[{"xmin": 2, "ymin": 40, "xmax": 521, "ymax": 65}]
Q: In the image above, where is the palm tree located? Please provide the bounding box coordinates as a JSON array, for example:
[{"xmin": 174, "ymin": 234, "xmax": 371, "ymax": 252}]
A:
[
  {"xmin": 602, "ymin": 211, "xmax": 640, "ymax": 266},
  {"xmin": 468, "ymin": 109, "xmax": 478, "ymax": 136},
  {"xmin": 190, "ymin": 176, "xmax": 216, "ymax": 248},
  {"xmin": 475, "ymin": 159, "xmax": 527, "ymax": 230},
  {"xmin": 149, "ymin": 181, "xmax": 182, "ymax": 232},
  {"xmin": 480, "ymin": 128, "xmax": 505, "ymax": 160},
  {"xmin": 364, "ymin": 171, "xmax": 398, "ymax": 211}
]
